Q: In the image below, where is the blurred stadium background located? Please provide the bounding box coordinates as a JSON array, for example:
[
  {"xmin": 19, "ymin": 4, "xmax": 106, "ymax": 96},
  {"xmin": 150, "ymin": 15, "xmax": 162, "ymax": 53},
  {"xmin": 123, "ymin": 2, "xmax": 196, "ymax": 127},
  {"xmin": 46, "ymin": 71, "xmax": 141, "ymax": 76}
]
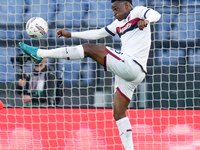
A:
[{"xmin": 0, "ymin": 0, "xmax": 200, "ymax": 149}]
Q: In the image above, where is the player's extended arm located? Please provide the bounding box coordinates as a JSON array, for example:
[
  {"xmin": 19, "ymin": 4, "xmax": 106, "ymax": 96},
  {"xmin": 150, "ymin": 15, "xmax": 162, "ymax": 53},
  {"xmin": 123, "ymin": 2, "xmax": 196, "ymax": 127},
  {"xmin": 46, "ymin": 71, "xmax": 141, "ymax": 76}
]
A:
[
  {"xmin": 56, "ymin": 29, "xmax": 71, "ymax": 38},
  {"xmin": 56, "ymin": 28, "xmax": 110, "ymax": 40}
]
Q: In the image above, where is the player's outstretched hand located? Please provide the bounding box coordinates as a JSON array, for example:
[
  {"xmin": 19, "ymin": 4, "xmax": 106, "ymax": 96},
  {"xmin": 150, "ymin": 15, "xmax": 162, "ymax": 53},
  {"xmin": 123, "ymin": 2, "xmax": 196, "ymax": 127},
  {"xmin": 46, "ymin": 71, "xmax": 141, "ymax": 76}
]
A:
[
  {"xmin": 137, "ymin": 20, "xmax": 149, "ymax": 30},
  {"xmin": 56, "ymin": 29, "xmax": 71, "ymax": 38}
]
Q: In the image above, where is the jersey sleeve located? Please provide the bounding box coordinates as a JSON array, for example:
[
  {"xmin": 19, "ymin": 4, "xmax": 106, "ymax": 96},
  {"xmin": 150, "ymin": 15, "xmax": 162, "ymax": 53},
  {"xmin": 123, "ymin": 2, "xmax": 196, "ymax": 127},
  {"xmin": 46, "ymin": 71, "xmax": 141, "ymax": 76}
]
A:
[
  {"xmin": 71, "ymin": 28, "xmax": 110, "ymax": 40},
  {"xmin": 134, "ymin": 6, "xmax": 161, "ymax": 23},
  {"xmin": 105, "ymin": 20, "xmax": 118, "ymax": 36},
  {"xmin": 133, "ymin": 6, "xmax": 150, "ymax": 20}
]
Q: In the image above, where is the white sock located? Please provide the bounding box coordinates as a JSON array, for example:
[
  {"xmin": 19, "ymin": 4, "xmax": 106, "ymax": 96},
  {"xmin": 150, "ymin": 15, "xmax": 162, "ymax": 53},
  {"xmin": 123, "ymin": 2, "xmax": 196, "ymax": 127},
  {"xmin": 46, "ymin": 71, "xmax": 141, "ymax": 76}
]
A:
[
  {"xmin": 116, "ymin": 117, "xmax": 134, "ymax": 150},
  {"xmin": 37, "ymin": 45, "xmax": 84, "ymax": 60}
]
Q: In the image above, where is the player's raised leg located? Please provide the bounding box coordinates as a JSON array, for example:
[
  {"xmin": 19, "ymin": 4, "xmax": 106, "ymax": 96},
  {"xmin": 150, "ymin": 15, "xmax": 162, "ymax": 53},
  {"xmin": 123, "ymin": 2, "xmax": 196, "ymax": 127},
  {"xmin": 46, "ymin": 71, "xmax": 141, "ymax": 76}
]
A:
[{"xmin": 19, "ymin": 42, "xmax": 108, "ymax": 66}]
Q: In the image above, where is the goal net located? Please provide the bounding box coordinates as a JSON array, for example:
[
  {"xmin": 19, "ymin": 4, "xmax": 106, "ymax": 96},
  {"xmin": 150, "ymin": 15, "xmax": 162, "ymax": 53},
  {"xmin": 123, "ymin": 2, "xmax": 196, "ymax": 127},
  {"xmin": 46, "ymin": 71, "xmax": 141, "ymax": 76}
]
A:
[{"xmin": 0, "ymin": 0, "xmax": 200, "ymax": 149}]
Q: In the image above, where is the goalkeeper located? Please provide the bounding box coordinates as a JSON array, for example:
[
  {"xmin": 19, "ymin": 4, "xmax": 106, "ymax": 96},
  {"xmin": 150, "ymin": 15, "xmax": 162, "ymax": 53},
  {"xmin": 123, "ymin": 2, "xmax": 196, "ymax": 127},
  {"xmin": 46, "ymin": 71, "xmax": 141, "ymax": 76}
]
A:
[{"xmin": 19, "ymin": 0, "xmax": 161, "ymax": 149}]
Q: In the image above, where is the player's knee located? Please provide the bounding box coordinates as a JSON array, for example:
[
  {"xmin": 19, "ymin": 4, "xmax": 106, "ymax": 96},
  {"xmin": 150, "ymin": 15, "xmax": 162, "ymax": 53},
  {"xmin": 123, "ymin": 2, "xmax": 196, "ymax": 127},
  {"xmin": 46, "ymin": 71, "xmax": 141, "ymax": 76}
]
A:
[
  {"xmin": 82, "ymin": 43, "xmax": 106, "ymax": 58},
  {"xmin": 113, "ymin": 112, "xmax": 118, "ymax": 121},
  {"xmin": 82, "ymin": 43, "xmax": 92, "ymax": 49},
  {"xmin": 113, "ymin": 110, "xmax": 126, "ymax": 121},
  {"xmin": 82, "ymin": 43, "xmax": 95, "ymax": 56}
]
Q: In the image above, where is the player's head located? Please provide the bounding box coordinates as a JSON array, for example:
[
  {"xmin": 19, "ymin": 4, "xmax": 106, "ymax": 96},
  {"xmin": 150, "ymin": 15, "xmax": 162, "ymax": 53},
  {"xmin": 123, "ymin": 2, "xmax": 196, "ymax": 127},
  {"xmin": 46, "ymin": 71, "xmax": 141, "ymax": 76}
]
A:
[
  {"xmin": 111, "ymin": 0, "xmax": 132, "ymax": 5},
  {"xmin": 111, "ymin": 0, "xmax": 133, "ymax": 21}
]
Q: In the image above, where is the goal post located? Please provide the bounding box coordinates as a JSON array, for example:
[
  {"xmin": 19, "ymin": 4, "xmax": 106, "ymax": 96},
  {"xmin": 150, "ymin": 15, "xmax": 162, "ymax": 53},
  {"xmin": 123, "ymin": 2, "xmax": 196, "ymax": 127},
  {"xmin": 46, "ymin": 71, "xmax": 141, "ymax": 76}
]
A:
[{"xmin": 0, "ymin": 0, "xmax": 200, "ymax": 149}]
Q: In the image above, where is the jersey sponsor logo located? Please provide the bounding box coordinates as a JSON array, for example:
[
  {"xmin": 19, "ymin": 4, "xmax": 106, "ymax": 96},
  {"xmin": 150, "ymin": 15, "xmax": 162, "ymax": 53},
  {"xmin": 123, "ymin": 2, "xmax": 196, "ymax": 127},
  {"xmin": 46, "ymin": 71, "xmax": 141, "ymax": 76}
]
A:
[
  {"xmin": 116, "ymin": 18, "xmax": 141, "ymax": 37},
  {"xmin": 119, "ymin": 23, "xmax": 132, "ymax": 33}
]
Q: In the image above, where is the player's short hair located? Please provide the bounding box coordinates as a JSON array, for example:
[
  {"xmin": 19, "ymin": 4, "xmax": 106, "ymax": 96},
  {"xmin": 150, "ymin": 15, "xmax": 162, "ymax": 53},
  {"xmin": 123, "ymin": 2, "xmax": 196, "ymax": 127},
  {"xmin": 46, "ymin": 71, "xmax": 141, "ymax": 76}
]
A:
[{"xmin": 111, "ymin": 0, "xmax": 132, "ymax": 5}]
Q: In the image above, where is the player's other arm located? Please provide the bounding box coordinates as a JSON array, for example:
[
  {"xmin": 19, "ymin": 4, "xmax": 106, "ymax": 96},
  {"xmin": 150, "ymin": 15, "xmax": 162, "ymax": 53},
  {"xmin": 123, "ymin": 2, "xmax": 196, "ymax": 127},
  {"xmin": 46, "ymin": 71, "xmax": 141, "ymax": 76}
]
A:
[
  {"xmin": 137, "ymin": 7, "xmax": 161, "ymax": 30},
  {"xmin": 56, "ymin": 28, "xmax": 110, "ymax": 40},
  {"xmin": 144, "ymin": 8, "xmax": 161, "ymax": 23}
]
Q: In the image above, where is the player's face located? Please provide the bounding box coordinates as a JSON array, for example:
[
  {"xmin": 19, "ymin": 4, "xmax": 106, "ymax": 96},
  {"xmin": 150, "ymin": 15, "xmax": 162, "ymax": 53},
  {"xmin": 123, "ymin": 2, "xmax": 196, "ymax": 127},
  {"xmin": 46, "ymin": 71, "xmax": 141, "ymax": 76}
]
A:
[{"xmin": 111, "ymin": 1, "xmax": 131, "ymax": 21}]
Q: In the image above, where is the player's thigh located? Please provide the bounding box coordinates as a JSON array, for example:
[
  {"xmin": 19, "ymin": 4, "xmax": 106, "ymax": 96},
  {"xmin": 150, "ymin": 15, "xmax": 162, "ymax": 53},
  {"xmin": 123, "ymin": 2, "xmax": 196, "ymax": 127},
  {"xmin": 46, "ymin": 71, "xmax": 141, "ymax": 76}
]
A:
[
  {"xmin": 114, "ymin": 73, "xmax": 145, "ymax": 102},
  {"xmin": 82, "ymin": 43, "xmax": 108, "ymax": 66},
  {"xmin": 105, "ymin": 47, "xmax": 142, "ymax": 81}
]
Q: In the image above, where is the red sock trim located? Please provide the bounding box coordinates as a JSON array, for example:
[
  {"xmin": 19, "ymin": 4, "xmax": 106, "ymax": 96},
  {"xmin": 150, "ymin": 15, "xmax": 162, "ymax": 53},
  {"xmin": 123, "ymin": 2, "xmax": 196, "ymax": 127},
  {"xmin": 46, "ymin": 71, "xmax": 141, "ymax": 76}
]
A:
[{"xmin": 127, "ymin": 129, "xmax": 132, "ymax": 132}]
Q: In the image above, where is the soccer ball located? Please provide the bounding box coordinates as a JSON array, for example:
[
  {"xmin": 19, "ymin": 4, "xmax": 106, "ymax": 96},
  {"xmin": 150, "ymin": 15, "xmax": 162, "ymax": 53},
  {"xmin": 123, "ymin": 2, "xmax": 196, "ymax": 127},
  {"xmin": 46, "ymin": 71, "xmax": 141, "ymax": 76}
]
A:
[{"xmin": 26, "ymin": 17, "xmax": 48, "ymax": 38}]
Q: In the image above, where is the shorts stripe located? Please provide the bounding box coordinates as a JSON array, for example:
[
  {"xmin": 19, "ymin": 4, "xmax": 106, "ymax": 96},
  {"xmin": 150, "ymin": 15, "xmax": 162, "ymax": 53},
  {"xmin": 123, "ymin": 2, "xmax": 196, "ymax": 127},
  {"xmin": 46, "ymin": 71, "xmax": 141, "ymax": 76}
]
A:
[
  {"xmin": 116, "ymin": 87, "xmax": 130, "ymax": 103},
  {"xmin": 104, "ymin": 55, "xmax": 107, "ymax": 71},
  {"xmin": 105, "ymin": 48, "xmax": 121, "ymax": 60},
  {"xmin": 133, "ymin": 60, "xmax": 147, "ymax": 74}
]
